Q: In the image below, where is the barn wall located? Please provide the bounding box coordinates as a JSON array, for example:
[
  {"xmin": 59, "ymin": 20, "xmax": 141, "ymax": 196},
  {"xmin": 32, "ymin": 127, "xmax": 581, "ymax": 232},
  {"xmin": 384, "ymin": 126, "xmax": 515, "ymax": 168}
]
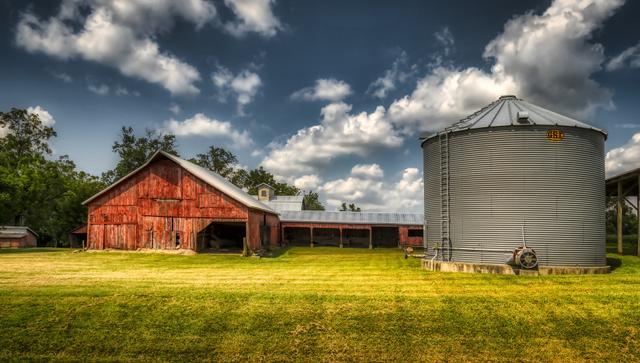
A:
[
  {"xmin": 247, "ymin": 209, "xmax": 280, "ymax": 250},
  {"xmin": 88, "ymin": 158, "xmax": 250, "ymax": 251},
  {"xmin": 0, "ymin": 233, "xmax": 37, "ymax": 248},
  {"xmin": 399, "ymin": 226, "xmax": 423, "ymax": 247}
]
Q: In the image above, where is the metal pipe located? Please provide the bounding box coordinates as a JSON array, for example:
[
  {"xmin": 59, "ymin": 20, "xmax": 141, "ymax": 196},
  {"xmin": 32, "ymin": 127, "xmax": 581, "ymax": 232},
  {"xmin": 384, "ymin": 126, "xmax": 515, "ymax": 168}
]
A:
[{"xmin": 434, "ymin": 246, "xmax": 512, "ymax": 253}]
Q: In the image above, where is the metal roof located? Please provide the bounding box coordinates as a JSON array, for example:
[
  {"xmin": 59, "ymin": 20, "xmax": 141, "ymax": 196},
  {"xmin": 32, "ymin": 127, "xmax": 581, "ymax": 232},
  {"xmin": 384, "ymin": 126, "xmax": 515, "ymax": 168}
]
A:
[
  {"xmin": 0, "ymin": 226, "xmax": 38, "ymax": 238},
  {"xmin": 83, "ymin": 151, "xmax": 276, "ymax": 213},
  {"xmin": 251, "ymin": 195, "xmax": 304, "ymax": 212},
  {"xmin": 421, "ymin": 95, "xmax": 607, "ymax": 141},
  {"xmin": 279, "ymin": 211, "xmax": 424, "ymax": 226}
]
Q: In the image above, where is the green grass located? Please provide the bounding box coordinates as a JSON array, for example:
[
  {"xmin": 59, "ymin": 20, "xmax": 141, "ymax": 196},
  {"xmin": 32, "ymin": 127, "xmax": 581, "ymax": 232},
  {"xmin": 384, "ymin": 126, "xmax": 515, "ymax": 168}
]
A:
[
  {"xmin": 606, "ymin": 234, "xmax": 640, "ymax": 255},
  {"xmin": 1, "ymin": 248, "xmax": 639, "ymax": 362}
]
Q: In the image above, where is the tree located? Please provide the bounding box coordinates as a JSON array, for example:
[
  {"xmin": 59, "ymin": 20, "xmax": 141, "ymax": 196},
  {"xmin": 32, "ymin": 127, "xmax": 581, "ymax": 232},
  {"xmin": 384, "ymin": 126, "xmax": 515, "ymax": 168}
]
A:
[
  {"xmin": 302, "ymin": 191, "xmax": 325, "ymax": 210},
  {"xmin": 244, "ymin": 167, "xmax": 299, "ymax": 196},
  {"xmin": 102, "ymin": 127, "xmax": 179, "ymax": 183},
  {"xmin": 0, "ymin": 108, "xmax": 105, "ymax": 245},
  {"xmin": 340, "ymin": 202, "xmax": 361, "ymax": 212},
  {"xmin": 606, "ymin": 197, "xmax": 637, "ymax": 235},
  {"xmin": 189, "ymin": 146, "xmax": 238, "ymax": 179}
]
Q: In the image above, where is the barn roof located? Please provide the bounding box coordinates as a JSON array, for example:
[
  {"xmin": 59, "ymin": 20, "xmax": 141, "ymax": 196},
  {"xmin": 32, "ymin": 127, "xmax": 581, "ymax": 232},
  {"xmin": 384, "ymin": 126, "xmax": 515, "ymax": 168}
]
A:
[
  {"xmin": 252, "ymin": 195, "xmax": 304, "ymax": 212},
  {"xmin": 0, "ymin": 226, "xmax": 38, "ymax": 238},
  {"xmin": 82, "ymin": 150, "xmax": 276, "ymax": 213},
  {"xmin": 279, "ymin": 211, "xmax": 424, "ymax": 226},
  {"xmin": 421, "ymin": 95, "xmax": 607, "ymax": 141}
]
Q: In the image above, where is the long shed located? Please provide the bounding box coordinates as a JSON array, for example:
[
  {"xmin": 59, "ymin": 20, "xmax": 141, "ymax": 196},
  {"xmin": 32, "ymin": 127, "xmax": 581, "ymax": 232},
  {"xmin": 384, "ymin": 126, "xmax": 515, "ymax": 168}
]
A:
[
  {"xmin": 83, "ymin": 151, "xmax": 280, "ymax": 252},
  {"xmin": 0, "ymin": 226, "xmax": 38, "ymax": 248}
]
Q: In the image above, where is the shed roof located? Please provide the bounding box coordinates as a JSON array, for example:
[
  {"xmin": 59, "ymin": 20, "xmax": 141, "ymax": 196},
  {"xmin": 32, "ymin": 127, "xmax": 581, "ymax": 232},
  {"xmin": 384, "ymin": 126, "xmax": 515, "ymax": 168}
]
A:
[
  {"xmin": 251, "ymin": 195, "xmax": 304, "ymax": 212},
  {"xmin": 279, "ymin": 211, "xmax": 423, "ymax": 226},
  {"xmin": 421, "ymin": 95, "xmax": 607, "ymax": 141},
  {"xmin": 0, "ymin": 226, "xmax": 38, "ymax": 238},
  {"xmin": 82, "ymin": 150, "xmax": 276, "ymax": 213}
]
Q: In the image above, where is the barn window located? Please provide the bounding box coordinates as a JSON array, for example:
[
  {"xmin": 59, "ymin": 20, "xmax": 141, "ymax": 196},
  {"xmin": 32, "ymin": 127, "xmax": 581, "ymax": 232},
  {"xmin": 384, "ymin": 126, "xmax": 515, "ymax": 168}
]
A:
[
  {"xmin": 175, "ymin": 232, "xmax": 181, "ymax": 246},
  {"xmin": 408, "ymin": 229, "xmax": 423, "ymax": 237},
  {"xmin": 260, "ymin": 190, "xmax": 267, "ymax": 197}
]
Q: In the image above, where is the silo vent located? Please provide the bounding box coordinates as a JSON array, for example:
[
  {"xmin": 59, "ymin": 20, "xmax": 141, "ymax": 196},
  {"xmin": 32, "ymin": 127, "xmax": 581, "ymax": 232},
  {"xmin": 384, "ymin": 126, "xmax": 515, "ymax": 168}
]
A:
[{"xmin": 517, "ymin": 111, "xmax": 529, "ymax": 123}]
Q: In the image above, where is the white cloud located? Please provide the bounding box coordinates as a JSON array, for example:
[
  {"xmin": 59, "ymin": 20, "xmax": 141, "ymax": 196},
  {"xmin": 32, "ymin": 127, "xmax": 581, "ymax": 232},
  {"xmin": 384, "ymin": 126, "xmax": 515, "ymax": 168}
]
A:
[
  {"xmin": 388, "ymin": 0, "xmax": 622, "ymax": 133},
  {"xmin": 212, "ymin": 67, "xmax": 262, "ymax": 115},
  {"xmin": 606, "ymin": 42, "xmax": 640, "ymax": 71},
  {"xmin": 163, "ymin": 113, "xmax": 252, "ymax": 147},
  {"xmin": 260, "ymin": 102, "xmax": 403, "ymax": 177},
  {"xmin": 351, "ymin": 164, "xmax": 384, "ymax": 178},
  {"xmin": 26, "ymin": 106, "xmax": 56, "ymax": 127},
  {"xmin": 293, "ymin": 174, "xmax": 322, "ymax": 190},
  {"xmin": 367, "ymin": 51, "xmax": 417, "ymax": 99},
  {"xmin": 320, "ymin": 166, "xmax": 423, "ymax": 212},
  {"xmin": 115, "ymin": 85, "xmax": 139, "ymax": 96},
  {"xmin": 15, "ymin": 1, "xmax": 212, "ymax": 95},
  {"xmin": 291, "ymin": 78, "xmax": 352, "ymax": 102},
  {"xmin": 169, "ymin": 103, "xmax": 181, "ymax": 115},
  {"xmin": 434, "ymin": 27, "xmax": 455, "ymax": 57},
  {"xmin": 224, "ymin": 0, "xmax": 282, "ymax": 37},
  {"xmin": 51, "ymin": 71, "xmax": 72, "ymax": 82},
  {"xmin": 88, "ymin": 83, "xmax": 110, "ymax": 95},
  {"xmin": 606, "ymin": 133, "xmax": 640, "ymax": 177}
]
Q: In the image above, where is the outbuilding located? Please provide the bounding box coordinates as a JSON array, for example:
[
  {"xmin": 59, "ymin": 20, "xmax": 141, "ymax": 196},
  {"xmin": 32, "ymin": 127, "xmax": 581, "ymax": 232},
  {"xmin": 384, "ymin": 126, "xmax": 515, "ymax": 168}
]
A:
[
  {"xmin": 0, "ymin": 226, "xmax": 38, "ymax": 248},
  {"xmin": 83, "ymin": 150, "xmax": 280, "ymax": 252}
]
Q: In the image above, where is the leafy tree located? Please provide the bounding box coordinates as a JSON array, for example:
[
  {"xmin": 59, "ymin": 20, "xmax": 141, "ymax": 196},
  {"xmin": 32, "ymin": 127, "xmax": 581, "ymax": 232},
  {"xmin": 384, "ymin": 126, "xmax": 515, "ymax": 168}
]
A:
[
  {"xmin": 244, "ymin": 167, "xmax": 299, "ymax": 196},
  {"xmin": 302, "ymin": 191, "xmax": 325, "ymax": 210},
  {"xmin": 339, "ymin": 202, "xmax": 361, "ymax": 212},
  {"xmin": 102, "ymin": 127, "xmax": 179, "ymax": 183},
  {"xmin": 0, "ymin": 108, "xmax": 105, "ymax": 245},
  {"xmin": 189, "ymin": 146, "xmax": 238, "ymax": 179},
  {"xmin": 606, "ymin": 197, "xmax": 637, "ymax": 235}
]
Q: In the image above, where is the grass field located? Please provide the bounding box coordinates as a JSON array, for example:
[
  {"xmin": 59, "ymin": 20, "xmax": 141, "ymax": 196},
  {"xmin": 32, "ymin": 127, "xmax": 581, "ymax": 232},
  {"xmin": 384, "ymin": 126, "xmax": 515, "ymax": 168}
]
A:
[{"xmin": 1, "ymin": 248, "xmax": 639, "ymax": 362}]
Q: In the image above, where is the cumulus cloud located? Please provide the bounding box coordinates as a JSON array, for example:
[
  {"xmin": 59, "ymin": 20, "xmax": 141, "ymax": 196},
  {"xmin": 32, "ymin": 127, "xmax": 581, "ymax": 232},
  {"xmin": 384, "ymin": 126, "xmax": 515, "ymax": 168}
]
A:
[
  {"xmin": 26, "ymin": 106, "xmax": 56, "ymax": 127},
  {"xmin": 388, "ymin": 0, "xmax": 622, "ymax": 133},
  {"xmin": 434, "ymin": 27, "xmax": 455, "ymax": 57},
  {"xmin": 367, "ymin": 51, "xmax": 417, "ymax": 99},
  {"xmin": 163, "ymin": 113, "xmax": 252, "ymax": 147},
  {"xmin": 320, "ymin": 166, "xmax": 423, "ymax": 212},
  {"xmin": 606, "ymin": 133, "xmax": 640, "ymax": 177},
  {"xmin": 51, "ymin": 71, "xmax": 72, "ymax": 82},
  {"xmin": 212, "ymin": 66, "xmax": 262, "ymax": 115},
  {"xmin": 291, "ymin": 78, "xmax": 352, "ymax": 102},
  {"xmin": 350, "ymin": 164, "xmax": 384, "ymax": 178},
  {"xmin": 15, "ymin": 1, "xmax": 216, "ymax": 95},
  {"xmin": 260, "ymin": 102, "xmax": 403, "ymax": 176},
  {"xmin": 224, "ymin": 0, "xmax": 282, "ymax": 37},
  {"xmin": 293, "ymin": 174, "xmax": 322, "ymax": 190},
  {"xmin": 606, "ymin": 42, "xmax": 640, "ymax": 71},
  {"xmin": 169, "ymin": 103, "xmax": 181, "ymax": 115}
]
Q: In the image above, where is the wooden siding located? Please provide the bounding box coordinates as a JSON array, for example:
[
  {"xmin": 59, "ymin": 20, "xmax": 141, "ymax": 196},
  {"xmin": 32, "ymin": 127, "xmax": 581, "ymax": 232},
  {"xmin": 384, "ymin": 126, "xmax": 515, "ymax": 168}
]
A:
[
  {"xmin": 87, "ymin": 157, "xmax": 278, "ymax": 251},
  {"xmin": 0, "ymin": 233, "xmax": 37, "ymax": 248}
]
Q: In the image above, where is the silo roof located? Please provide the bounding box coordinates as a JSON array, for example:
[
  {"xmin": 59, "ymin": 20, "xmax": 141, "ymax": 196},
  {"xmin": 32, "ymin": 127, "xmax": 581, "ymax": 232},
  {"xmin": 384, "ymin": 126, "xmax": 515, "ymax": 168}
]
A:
[{"xmin": 421, "ymin": 95, "xmax": 607, "ymax": 141}]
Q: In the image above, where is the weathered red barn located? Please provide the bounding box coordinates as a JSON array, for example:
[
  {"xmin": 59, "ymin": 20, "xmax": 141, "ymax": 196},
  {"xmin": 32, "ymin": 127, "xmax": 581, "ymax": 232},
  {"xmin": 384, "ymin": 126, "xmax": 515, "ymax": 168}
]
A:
[
  {"xmin": 83, "ymin": 151, "xmax": 280, "ymax": 252},
  {"xmin": 0, "ymin": 226, "xmax": 38, "ymax": 248}
]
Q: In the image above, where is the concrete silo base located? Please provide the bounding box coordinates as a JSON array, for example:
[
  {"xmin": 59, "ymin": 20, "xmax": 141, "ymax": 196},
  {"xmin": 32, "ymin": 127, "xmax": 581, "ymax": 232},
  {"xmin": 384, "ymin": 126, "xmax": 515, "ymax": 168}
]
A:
[{"xmin": 422, "ymin": 259, "xmax": 610, "ymax": 275}]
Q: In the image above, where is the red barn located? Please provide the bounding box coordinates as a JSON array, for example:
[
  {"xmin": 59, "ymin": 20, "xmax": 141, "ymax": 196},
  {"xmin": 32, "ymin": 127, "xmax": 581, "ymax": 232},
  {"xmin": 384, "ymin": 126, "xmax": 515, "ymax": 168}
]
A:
[
  {"xmin": 83, "ymin": 151, "xmax": 280, "ymax": 252},
  {"xmin": 0, "ymin": 226, "xmax": 38, "ymax": 248}
]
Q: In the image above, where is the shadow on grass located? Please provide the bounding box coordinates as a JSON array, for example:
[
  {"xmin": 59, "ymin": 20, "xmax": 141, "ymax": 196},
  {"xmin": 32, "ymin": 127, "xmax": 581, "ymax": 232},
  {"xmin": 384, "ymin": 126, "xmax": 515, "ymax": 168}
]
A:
[
  {"xmin": 0, "ymin": 248, "xmax": 73, "ymax": 254},
  {"xmin": 265, "ymin": 246, "xmax": 291, "ymax": 258},
  {"xmin": 606, "ymin": 256, "xmax": 622, "ymax": 272}
]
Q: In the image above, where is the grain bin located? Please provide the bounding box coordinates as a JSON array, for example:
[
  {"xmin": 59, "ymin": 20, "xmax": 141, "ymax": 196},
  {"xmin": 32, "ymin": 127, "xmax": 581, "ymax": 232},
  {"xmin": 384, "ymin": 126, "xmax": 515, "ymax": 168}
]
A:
[{"xmin": 421, "ymin": 96, "xmax": 607, "ymax": 269}]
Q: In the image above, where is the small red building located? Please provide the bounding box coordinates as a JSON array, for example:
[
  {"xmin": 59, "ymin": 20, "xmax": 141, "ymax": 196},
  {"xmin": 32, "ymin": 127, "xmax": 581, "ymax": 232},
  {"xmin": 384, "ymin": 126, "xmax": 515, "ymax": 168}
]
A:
[
  {"xmin": 83, "ymin": 151, "xmax": 280, "ymax": 252},
  {"xmin": 0, "ymin": 226, "xmax": 38, "ymax": 248}
]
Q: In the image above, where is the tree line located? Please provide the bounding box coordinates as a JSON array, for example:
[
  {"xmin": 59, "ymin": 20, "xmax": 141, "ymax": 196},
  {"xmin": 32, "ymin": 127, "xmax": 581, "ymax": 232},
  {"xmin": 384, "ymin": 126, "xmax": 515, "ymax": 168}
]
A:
[{"xmin": 0, "ymin": 108, "xmax": 324, "ymax": 246}]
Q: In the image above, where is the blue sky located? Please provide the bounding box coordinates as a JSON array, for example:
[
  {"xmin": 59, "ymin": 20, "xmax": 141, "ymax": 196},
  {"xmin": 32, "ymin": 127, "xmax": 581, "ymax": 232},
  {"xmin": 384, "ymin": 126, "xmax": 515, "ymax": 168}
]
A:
[{"xmin": 1, "ymin": 0, "xmax": 640, "ymax": 212}]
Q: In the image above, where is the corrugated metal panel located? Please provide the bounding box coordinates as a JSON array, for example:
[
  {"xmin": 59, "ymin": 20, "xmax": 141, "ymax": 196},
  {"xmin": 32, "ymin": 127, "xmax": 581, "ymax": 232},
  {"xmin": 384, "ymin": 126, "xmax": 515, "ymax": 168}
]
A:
[
  {"xmin": 423, "ymin": 125, "xmax": 606, "ymax": 267},
  {"xmin": 0, "ymin": 226, "xmax": 38, "ymax": 238},
  {"xmin": 250, "ymin": 195, "xmax": 304, "ymax": 211},
  {"xmin": 421, "ymin": 96, "xmax": 607, "ymax": 141},
  {"xmin": 279, "ymin": 211, "xmax": 423, "ymax": 225}
]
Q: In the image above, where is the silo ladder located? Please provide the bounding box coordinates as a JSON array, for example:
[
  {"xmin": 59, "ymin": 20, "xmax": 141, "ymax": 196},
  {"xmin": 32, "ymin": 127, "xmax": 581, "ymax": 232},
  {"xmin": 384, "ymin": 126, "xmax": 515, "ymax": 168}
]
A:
[{"xmin": 439, "ymin": 132, "xmax": 451, "ymax": 261}]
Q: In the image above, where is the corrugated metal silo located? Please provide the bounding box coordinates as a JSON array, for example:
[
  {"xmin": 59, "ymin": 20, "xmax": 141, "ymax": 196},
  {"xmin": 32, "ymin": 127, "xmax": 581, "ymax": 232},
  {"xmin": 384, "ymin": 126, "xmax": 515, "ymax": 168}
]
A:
[{"xmin": 422, "ymin": 96, "xmax": 606, "ymax": 267}]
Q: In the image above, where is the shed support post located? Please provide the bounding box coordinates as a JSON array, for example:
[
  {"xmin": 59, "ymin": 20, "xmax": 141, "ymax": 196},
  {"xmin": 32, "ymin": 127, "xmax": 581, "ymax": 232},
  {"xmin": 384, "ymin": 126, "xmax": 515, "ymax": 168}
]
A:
[
  {"xmin": 369, "ymin": 227, "xmax": 373, "ymax": 249},
  {"xmin": 310, "ymin": 227, "xmax": 314, "ymax": 248},
  {"xmin": 339, "ymin": 228, "xmax": 343, "ymax": 248},
  {"xmin": 617, "ymin": 180, "xmax": 623, "ymax": 255}
]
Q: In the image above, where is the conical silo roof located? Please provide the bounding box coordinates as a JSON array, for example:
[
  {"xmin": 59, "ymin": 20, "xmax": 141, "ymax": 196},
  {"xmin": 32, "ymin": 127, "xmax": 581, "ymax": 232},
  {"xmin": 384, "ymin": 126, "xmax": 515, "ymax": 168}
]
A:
[{"xmin": 421, "ymin": 95, "xmax": 607, "ymax": 140}]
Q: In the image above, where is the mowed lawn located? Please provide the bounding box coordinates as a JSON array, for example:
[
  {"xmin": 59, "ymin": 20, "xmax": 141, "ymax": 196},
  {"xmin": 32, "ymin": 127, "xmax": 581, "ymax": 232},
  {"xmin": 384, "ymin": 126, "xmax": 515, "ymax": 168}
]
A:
[{"xmin": 1, "ymin": 248, "xmax": 639, "ymax": 362}]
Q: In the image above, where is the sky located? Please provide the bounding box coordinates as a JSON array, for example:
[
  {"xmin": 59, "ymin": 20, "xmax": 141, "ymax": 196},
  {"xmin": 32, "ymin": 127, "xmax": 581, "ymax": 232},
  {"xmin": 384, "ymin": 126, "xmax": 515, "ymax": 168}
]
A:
[{"xmin": 1, "ymin": 0, "xmax": 640, "ymax": 212}]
